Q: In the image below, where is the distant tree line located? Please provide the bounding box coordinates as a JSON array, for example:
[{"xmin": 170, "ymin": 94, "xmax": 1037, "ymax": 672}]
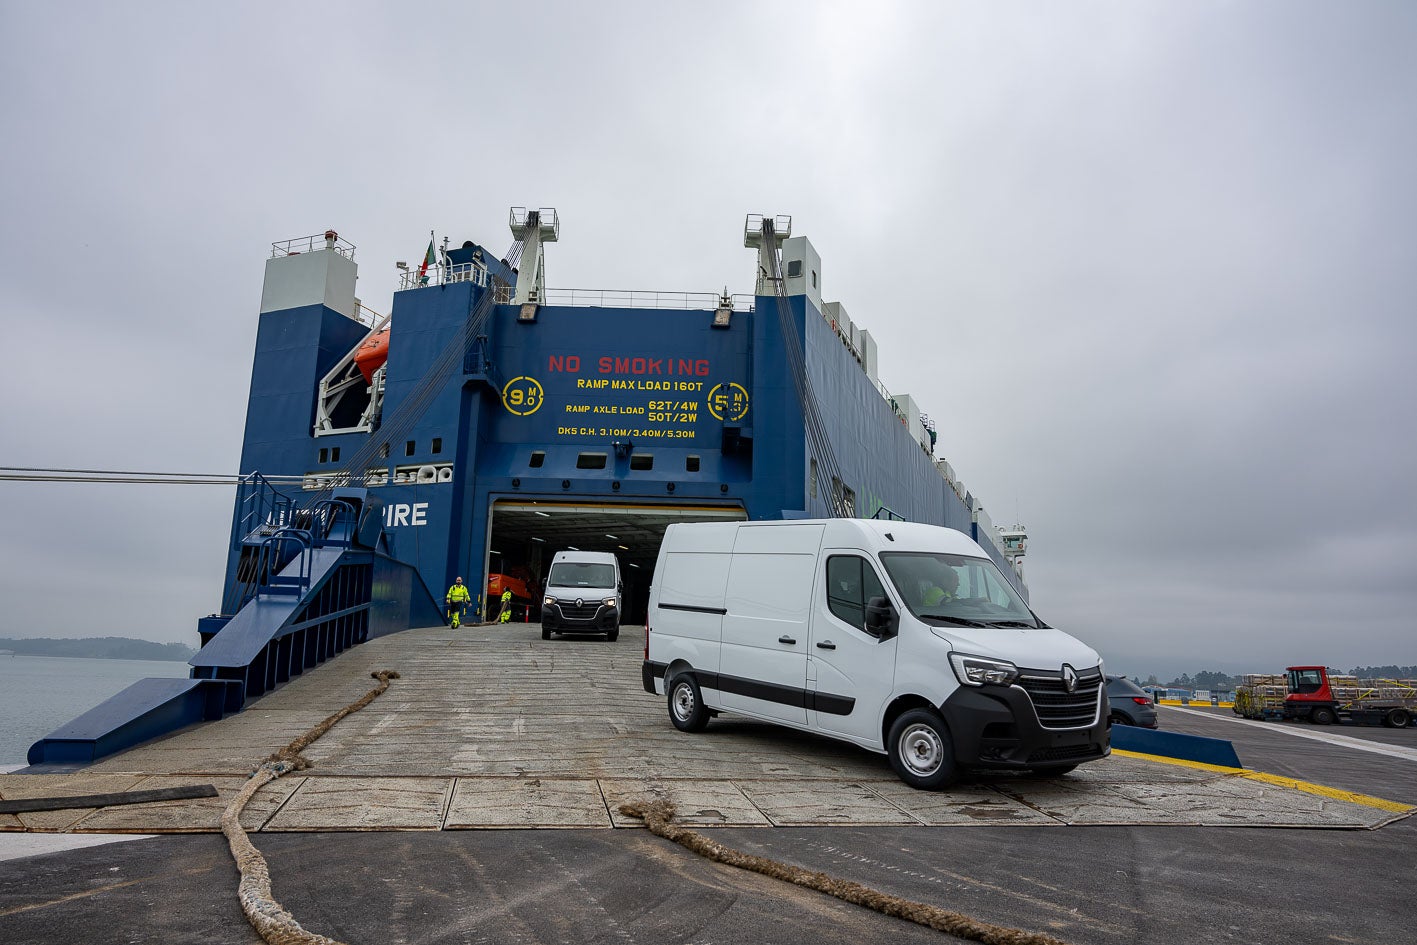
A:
[
  {"xmin": 1128, "ymin": 666, "xmax": 1417, "ymax": 689},
  {"xmin": 1348, "ymin": 665, "xmax": 1417, "ymax": 679},
  {"xmin": 0, "ymin": 636, "xmax": 196, "ymax": 661},
  {"xmin": 1155, "ymin": 671, "xmax": 1240, "ymax": 690}
]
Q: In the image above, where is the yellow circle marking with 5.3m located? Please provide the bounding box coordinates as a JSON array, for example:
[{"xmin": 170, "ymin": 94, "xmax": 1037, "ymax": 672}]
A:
[{"xmin": 707, "ymin": 382, "xmax": 750, "ymax": 422}]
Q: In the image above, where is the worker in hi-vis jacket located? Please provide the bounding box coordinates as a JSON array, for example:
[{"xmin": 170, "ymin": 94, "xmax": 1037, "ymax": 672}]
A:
[
  {"xmin": 922, "ymin": 569, "xmax": 960, "ymax": 609},
  {"xmin": 497, "ymin": 587, "xmax": 514, "ymax": 624},
  {"xmin": 446, "ymin": 577, "xmax": 472, "ymax": 628}
]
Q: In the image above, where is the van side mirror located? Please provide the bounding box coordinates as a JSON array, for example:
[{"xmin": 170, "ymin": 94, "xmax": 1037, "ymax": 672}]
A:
[{"xmin": 865, "ymin": 596, "xmax": 897, "ymax": 639}]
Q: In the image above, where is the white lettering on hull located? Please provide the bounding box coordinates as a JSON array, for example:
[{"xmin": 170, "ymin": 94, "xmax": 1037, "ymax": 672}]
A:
[{"xmin": 383, "ymin": 502, "xmax": 430, "ymax": 527}]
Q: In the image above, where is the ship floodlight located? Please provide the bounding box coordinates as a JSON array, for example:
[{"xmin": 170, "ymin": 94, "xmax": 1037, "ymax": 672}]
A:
[{"xmin": 396, "ymin": 261, "xmax": 408, "ymax": 269}]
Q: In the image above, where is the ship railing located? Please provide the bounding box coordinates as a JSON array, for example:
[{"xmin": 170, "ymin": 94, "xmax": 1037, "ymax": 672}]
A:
[
  {"xmin": 252, "ymin": 528, "xmax": 314, "ymax": 599},
  {"xmin": 235, "ymin": 472, "xmax": 296, "ymax": 545},
  {"xmin": 399, "ymin": 261, "xmax": 488, "ymax": 291},
  {"xmin": 491, "ymin": 286, "xmax": 757, "ymax": 311},
  {"xmin": 270, "ymin": 232, "xmax": 356, "ymax": 260},
  {"xmin": 353, "ymin": 301, "xmax": 384, "ymax": 328},
  {"xmin": 307, "ymin": 497, "xmax": 359, "ymax": 548}
]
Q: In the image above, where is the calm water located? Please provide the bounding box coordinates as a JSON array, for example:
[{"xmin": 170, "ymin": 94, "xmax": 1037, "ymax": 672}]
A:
[{"xmin": 0, "ymin": 655, "xmax": 190, "ymax": 768}]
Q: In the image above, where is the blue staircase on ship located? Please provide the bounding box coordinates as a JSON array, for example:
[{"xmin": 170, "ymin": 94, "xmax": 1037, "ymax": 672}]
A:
[{"xmin": 25, "ymin": 480, "xmax": 442, "ymax": 768}]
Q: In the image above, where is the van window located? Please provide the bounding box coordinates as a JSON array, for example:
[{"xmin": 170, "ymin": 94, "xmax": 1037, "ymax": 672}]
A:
[
  {"xmin": 548, "ymin": 562, "xmax": 616, "ymax": 588},
  {"xmin": 880, "ymin": 552, "xmax": 1038, "ymax": 626},
  {"xmin": 825, "ymin": 555, "xmax": 887, "ymax": 631}
]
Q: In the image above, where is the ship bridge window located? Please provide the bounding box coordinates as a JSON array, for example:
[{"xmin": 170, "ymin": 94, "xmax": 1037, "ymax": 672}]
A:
[
  {"xmin": 576, "ymin": 453, "xmax": 607, "ymax": 470},
  {"xmin": 630, "ymin": 454, "xmax": 653, "ymax": 471},
  {"xmin": 405, "ymin": 440, "xmax": 416, "ymax": 457},
  {"xmin": 432, "ymin": 438, "xmax": 442, "ymax": 455},
  {"xmin": 331, "ymin": 447, "xmax": 340, "ymax": 463},
  {"xmin": 787, "ymin": 260, "xmax": 802, "ymax": 278},
  {"xmin": 686, "ymin": 455, "xmax": 701, "ymax": 472},
  {"xmin": 529, "ymin": 451, "xmax": 545, "ymax": 468},
  {"xmin": 319, "ymin": 448, "xmax": 328, "ymax": 464}
]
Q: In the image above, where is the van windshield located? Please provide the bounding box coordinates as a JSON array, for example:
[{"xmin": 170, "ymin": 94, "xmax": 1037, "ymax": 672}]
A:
[
  {"xmin": 547, "ymin": 562, "xmax": 616, "ymax": 589},
  {"xmin": 879, "ymin": 552, "xmax": 1039, "ymax": 627}
]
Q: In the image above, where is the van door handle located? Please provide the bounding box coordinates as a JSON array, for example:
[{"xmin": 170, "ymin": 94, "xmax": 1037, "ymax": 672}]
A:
[
  {"xmin": 816, "ymin": 641, "xmax": 836, "ymax": 650},
  {"xmin": 778, "ymin": 635, "xmax": 797, "ymax": 645}
]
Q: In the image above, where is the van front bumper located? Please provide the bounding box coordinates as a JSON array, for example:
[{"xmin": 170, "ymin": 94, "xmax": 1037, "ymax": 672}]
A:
[
  {"xmin": 940, "ymin": 684, "xmax": 1109, "ymax": 771},
  {"xmin": 542, "ymin": 601, "xmax": 618, "ymax": 633}
]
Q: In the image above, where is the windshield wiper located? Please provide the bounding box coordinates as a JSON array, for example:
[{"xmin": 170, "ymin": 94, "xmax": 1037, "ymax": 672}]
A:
[
  {"xmin": 985, "ymin": 620, "xmax": 1039, "ymax": 628},
  {"xmin": 920, "ymin": 613, "xmax": 989, "ymax": 628}
]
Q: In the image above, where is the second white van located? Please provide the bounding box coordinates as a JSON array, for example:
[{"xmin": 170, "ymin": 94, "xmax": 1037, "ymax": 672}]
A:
[
  {"xmin": 642, "ymin": 519, "xmax": 1109, "ymax": 789},
  {"xmin": 542, "ymin": 550, "xmax": 622, "ymax": 641}
]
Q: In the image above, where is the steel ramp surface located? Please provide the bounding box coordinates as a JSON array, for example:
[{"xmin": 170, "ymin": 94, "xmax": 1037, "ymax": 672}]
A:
[{"xmin": 5, "ymin": 626, "xmax": 1409, "ymax": 833}]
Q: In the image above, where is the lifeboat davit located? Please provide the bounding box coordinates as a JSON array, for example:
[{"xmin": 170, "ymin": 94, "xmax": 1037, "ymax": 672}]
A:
[{"xmin": 353, "ymin": 327, "xmax": 390, "ymax": 384}]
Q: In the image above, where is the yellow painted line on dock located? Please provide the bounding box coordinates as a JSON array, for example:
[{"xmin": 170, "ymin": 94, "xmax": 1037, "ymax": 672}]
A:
[{"xmin": 1111, "ymin": 748, "xmax": 1415, "ymax": 814}]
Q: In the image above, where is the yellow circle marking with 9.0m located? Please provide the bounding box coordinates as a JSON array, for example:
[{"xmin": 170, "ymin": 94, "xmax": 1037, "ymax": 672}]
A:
[{"xmin": 502, "ymin": 376, "xmax": 544, "ymax": 416}]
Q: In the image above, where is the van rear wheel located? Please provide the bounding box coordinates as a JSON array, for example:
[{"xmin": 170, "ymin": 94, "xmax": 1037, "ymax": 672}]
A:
[
  {"xmin": 668, "ymin": 674, "xmax": 709, "ymax": 732},
  {"xmin": 888, "ymin": 708, "xmax": 958, "ymax": 790}
]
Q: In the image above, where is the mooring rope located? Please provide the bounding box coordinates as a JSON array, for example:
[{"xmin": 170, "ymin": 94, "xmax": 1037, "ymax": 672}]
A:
[
  {"xmin": 618, "ymin": 799, "xmax": 1071, "ymax": 945},
  {"xmin": 220, "ymin": 670, "xmax": 401, "ymax": 945}
]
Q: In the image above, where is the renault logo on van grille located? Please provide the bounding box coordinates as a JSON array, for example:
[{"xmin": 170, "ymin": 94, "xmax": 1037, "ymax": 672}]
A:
[
  {"xmin": 1018, "ymin": 667, "xmax": 1100, "ymax": 729},
  {"xmin": 575, "ymin": 598, "xmax": 584, "ymax": 608}
]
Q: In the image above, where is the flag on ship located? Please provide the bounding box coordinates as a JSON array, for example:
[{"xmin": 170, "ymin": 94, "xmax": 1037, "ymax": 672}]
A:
[{"xmin": 418, "ymin": 236, "xmax": 435, "ymax": 285}]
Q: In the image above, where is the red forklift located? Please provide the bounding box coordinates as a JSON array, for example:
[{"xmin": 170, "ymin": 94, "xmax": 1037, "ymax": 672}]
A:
[{"xmin": 1283, "ymin": 666, "xmax": 1416, "ymax": 728}]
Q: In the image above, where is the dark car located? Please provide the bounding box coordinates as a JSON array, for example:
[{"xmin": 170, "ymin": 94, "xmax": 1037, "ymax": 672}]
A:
[{"xmin": 1106, "ymin": 675, "xmax": 1159, "ymax": 728}]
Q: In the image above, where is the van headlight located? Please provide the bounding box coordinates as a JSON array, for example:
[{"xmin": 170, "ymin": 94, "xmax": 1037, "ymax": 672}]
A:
[
  {"xmin": 949, "ymin": 653, "xmax": 1019, "ymax": 687},
  {"xmin": 603, "ymin": 598, "xmax": 617, "ymax": 608},
  {"xmin": 544, "ymin": 596, "xmax": 557, "ymax": 607}
]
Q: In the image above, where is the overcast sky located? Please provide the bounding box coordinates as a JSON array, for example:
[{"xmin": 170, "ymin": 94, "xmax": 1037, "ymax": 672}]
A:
[{"xmin": 1, "ymin": 1, "xmax": 1413, "ymax": 680}]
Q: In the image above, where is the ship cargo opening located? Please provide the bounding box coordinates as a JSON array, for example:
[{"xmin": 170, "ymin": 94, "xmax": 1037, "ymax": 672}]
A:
[{"xmin": 485, "ymin": 500, "xmax": 747, "ymax": 623}]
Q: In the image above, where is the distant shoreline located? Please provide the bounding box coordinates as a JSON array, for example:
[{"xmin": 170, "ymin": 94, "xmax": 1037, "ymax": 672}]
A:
[
  {"xmin": 0, "ymin": 651, "xmax": 192, "ymax": 663},
  {"xmin": 0, "ymin": 637, "xmax": 196, "ymax": 662}
]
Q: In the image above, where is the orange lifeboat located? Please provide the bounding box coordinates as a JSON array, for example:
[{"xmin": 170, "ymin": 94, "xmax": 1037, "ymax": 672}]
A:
[{"xmin": 353, "ymin": 327, "xmax": 390, "ymax": 384}]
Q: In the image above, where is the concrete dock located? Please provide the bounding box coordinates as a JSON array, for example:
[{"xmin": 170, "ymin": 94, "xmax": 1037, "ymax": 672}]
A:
[
  {"xmin": 1, "ymin": 625, "xmax": 1409, "ymax": 833},
  {"xmin": 5, "ymin": 625, "xmax": 1417, "ymax": 945}
]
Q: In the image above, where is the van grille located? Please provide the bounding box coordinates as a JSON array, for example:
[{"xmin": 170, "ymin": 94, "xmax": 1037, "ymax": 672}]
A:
[
  {"xmin": 1017, "ymin": 668, "xmax": 1102, "ymax": 729},
  {"xmin": 557, "ymin": 600, "xmax": 603, "ymax": 620}
]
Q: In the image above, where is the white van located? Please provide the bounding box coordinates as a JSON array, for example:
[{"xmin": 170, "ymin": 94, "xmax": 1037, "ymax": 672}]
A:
[
  {"xmin": 542, "ymin": 550, "xmax": 622, "ymax": 641},
  {"xmin": 642, "ymin": 519, "xmax": 1108, "ymax": 789}
]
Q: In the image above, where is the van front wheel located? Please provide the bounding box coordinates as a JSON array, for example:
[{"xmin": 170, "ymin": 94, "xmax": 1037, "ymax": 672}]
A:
[
  {"xmin": 888, "ymin": 708, "xmax": 958, "ymax": 790},
  {"xmin": 668, "ymin": 674, "xmax": 710, "ymax": 732}
]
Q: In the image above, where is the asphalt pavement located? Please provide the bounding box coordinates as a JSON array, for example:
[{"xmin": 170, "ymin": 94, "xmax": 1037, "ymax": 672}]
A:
[{"xmin": 2, "ymin": 636, "xmax": 1414, "ymax": 945}]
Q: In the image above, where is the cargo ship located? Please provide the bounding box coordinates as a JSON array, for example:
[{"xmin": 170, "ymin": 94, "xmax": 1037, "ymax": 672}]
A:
[{"xmin": 27, "ymin": 209, "xmax": 1029, "ymax": 766}]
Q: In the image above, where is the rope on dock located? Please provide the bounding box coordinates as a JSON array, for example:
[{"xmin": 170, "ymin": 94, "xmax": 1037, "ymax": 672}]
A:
[
  {"xmin": 618, "ymin": 798, "xmax": 1071, "ymax": 945},
  {"xmin": 220, "ymin": 670, "xmax": 401, "ymax": 945}
]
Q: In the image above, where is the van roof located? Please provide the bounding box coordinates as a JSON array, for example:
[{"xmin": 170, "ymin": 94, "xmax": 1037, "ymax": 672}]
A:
[
  {"xmin": 550, "ymin": 550, "xmax": 620, "ymax": 563},
  {"xmin": 662, "ymin": 519, "xmax": 985, "ymax": 557}
]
